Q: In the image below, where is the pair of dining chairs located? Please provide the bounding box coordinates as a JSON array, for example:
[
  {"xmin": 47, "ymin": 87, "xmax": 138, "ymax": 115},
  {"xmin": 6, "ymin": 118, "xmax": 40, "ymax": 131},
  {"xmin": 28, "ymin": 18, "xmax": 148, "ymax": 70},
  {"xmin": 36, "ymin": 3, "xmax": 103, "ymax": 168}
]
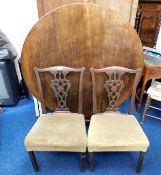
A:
[{"xmin": 24, "ymin": 66, "xmax": 149, "ymax": 173}]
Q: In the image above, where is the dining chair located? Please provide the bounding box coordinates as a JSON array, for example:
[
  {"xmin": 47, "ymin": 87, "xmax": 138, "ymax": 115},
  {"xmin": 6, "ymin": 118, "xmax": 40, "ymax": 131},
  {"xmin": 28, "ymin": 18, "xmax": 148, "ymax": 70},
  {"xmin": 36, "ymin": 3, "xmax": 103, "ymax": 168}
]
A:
[
  {"xmin": 88, "ymin": 66, "xmax": 149, "ymax": 173},
  {"xmin": 141, "ymin": 81, "xmax": 161, "ymax": 124},
  {"xmin": 24, "ymin": 66, "xmax": 87, "ymax": 172}
]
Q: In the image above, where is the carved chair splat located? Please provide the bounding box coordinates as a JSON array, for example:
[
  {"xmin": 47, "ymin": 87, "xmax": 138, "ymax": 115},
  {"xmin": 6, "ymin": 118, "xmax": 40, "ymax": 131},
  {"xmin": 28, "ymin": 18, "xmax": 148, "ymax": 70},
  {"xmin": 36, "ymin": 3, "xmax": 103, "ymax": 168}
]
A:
[
  {"xmin": 34, "ymin": 66, "xmax": 85, "ymax": 114},
  {"xmin": 90, "ymin": 66, "xmax": 142, "ymax": 115}
]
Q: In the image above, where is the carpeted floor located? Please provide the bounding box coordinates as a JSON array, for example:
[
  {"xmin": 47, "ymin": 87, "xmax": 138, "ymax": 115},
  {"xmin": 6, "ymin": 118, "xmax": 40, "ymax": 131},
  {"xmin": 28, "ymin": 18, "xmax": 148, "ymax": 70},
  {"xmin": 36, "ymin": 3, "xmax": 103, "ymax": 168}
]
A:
[{"xmin": 0, "ymin": 98, "xmax": 161, "ymax": 175}]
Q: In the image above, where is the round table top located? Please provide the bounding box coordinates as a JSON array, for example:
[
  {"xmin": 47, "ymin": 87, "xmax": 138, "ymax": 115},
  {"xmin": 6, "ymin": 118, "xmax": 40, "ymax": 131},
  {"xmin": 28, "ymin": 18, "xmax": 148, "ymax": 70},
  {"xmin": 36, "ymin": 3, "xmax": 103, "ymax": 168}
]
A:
[{"xmin": 21, "ymin": 3, "xmax": 144, "ymax": 117}]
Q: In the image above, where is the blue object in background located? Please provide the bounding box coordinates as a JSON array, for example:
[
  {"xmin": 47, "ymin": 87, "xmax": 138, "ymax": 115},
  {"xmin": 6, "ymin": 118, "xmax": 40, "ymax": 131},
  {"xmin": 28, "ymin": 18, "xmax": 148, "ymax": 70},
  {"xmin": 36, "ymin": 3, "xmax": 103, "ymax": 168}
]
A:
[{"xmin": 144, "ymin": 50, "xmax": 161, "ymax": 59}]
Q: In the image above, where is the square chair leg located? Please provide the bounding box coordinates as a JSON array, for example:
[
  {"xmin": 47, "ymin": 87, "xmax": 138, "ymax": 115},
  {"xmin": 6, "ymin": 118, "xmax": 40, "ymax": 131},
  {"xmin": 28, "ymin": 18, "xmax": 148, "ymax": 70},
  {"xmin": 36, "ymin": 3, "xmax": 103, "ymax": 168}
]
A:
[
  {"xmin": 141, "ymin": 95, "xmax": 151, "ymax": 124},
  {"xmin": 89, "ymin": 152, "xmax": 94, "ymax": 172},
  {"xmin": 136, "ymin": 152, "xmax": 146, "ymax": 173},
  {"xmin": 80, "ymin": 152, "xmax": 86, "ymax": 172},
  {"xmin": 28, "ymin": 151, "xmax": 39, "ymax": 172}
]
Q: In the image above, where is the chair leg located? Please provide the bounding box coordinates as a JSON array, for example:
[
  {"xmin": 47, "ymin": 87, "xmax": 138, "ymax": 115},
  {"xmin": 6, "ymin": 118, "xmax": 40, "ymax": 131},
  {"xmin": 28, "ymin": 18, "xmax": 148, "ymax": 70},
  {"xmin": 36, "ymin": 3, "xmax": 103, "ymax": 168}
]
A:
[
  {"xmin": 136, "ymin": 152, "xmax": 145, "ymax": 173},
  {"xmin": 80, "ymin": 152, "xmax": 86, "ymax": 172},
  {"xmin": 141, "ymin": 95, "xmax": 151, "ymax": 124},
  {"xmin": 89, "ymin": 152, "xmax": 94, "ymax": 172},
  {"xmin": 28, "ymin": 151, "xmax": 39, "ymax": 172}
]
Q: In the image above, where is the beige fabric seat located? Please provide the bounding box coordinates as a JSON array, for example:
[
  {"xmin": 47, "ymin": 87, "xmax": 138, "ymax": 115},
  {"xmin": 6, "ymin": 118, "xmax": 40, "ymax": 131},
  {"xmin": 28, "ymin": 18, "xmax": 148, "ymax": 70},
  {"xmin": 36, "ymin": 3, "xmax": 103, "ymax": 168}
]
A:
[
  {"xmin": 89, "ymin": 67, "xmax": 150, "ymax": 173},
  {"xmin": 24, "ymin": 66, "xmax": 86, "ymax": 172},
  {"xmin": 88, "ymin": 113, "xmax": 149, "ymax": 152},
  {"xmin": 25, "ymin": 113, "xmax": 87, "ymax": 152}
]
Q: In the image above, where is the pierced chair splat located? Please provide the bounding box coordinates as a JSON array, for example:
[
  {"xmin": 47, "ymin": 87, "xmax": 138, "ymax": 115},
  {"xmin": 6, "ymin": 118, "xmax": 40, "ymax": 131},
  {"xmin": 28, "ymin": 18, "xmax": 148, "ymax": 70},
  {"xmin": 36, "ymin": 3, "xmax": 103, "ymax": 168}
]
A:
[
  {"xmin": 88, "ymin": 66, "xmax": 149, "ymax": 173},
  {"xmin": 51, "ymin": 70, "xmax": 71, "ymax": 111},
  {"xmin": 24, "ymin": 66, "xmax": 87, "ymax": 172},
  {"xmin": 104, "ymin": 71, "xmax": 125, "ymax": 111}
]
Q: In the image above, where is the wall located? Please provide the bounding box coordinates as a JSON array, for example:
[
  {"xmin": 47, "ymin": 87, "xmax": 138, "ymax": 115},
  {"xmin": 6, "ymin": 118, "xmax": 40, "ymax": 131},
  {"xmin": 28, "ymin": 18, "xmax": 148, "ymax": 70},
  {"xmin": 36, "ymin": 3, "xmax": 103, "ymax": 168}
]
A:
[
  {"xmin": 0, "ymin": 0, "xmax": 38, "ymax": 80},
  {"xmin": 156, "ymin": 28, "xmax": 161, "ymax": 51}
]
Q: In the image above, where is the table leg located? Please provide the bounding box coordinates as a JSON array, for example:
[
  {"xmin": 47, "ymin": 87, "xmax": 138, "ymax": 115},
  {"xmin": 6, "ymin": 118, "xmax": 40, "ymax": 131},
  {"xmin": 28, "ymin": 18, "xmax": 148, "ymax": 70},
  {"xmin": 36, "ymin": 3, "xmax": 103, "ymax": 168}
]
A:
[
  {"xmin": 141, "ymin": 95, "xmax": 151, "ymax": 124},
  {"xmin": 137, "ymin": 78, "xmax": 148, "ymax": 112}
]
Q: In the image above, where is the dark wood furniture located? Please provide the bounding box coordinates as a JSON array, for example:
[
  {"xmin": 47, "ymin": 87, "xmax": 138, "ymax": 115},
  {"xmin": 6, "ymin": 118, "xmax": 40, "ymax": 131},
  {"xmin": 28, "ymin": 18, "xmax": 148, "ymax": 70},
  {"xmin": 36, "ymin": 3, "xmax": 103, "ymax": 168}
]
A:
[
  {"xmin": 25, "ymin": 66, "xmax": 86, "ymax": 172},
  {"xmin": 138, "ymin": 63, "xmax": 161, "ymax": 111},
  {"xmin": 88, "ymin": 66, "xmax": 149, "ymax": 173},
  {"xmin": 135, "ymin": 0, "xmax": 161, "ymax": 48},
  {"xmin": 90, "ymin": 67, "xmax": 142, "ymax": 114},
  {"xmin": 21, "ymin": 4, "xmax": 144, "ymax": 118},
  {"xmin": 34, "ymin": 66, "xmax": 85, "ymax": 114},
  {"xmin": 36, "ymin": 0, "xmax": 139, "ymax": 26}
]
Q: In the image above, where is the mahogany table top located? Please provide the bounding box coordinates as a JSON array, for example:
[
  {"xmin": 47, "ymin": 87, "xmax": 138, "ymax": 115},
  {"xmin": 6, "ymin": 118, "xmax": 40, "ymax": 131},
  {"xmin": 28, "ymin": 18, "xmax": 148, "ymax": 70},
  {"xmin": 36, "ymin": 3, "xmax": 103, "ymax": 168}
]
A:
[{"xmin": 21, "ymin": 3, "xmax": 144, "ymax": 117}]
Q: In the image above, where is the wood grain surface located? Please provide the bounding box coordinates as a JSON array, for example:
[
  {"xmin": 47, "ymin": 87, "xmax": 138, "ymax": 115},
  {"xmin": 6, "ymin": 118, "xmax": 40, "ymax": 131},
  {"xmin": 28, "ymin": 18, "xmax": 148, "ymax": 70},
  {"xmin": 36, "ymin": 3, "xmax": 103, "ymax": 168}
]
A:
[
  {"xmin": 21, "ymin": 3, "xmax": 144, "ymax": 117},
  {"xmin": 37, "ymin": 0, "xmax": 139, "ymax": 26}
]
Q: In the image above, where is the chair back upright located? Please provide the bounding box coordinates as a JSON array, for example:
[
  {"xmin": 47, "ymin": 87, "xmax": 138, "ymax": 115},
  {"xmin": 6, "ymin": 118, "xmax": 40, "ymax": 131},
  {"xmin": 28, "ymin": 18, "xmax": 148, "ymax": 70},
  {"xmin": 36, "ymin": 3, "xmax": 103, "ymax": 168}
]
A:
[
  {"xmin": 34, "ymin": 66, "xmax": 85, "ymax": 114},
  {"xmin": 90, "ymin": 66, "xmax": 141, "ymax": 115}
]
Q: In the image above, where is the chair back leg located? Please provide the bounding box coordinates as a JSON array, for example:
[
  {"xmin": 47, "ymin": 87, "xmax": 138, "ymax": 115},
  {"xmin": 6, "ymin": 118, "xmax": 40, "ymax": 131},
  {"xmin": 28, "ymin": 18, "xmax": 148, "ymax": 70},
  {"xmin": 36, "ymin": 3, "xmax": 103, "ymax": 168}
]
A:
[
  {"xmin": 141, "ymin": 95, "xmax": 151, "ymax": 124},
  {"xmin": 136, "ymin": 152, "xmax": 146, "ymax": 173},
  {"xmin": 80, "ymin": 152, "xmax": 86, "ymax": 172},
  {"xmin": 28, "ymin": 151, "xmax": 39, "ymax": 171},
  {"xmin": 89, "ymin": 152, "xmax": 94, "ymax": 172}
]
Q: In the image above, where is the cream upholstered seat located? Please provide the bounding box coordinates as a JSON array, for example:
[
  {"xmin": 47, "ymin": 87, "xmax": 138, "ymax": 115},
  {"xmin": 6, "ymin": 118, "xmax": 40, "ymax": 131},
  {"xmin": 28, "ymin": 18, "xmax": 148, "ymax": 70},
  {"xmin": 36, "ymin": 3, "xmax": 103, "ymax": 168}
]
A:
[
  {"xmin": 25, "ymin": 113, "xmax": 87, "ymax": 152},
  {"xmin": 88, "ymin": 67, "xmax": 150, "ymax": 173},
  {"xmin": 24, "ymin": 66, "xmax": 87, "ymax": 172},
  {"xmin": 88, "ymin": 113, "xmax": 149, "ymax": 152}
]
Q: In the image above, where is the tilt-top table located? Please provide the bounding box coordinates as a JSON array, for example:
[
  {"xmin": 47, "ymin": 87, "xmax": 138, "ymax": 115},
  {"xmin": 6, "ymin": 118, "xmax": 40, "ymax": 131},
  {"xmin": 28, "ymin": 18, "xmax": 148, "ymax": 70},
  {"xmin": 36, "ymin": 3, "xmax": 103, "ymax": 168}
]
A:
[{"xmin": 21, "ymin": 3, "xmax": 144, "ymax": 118}]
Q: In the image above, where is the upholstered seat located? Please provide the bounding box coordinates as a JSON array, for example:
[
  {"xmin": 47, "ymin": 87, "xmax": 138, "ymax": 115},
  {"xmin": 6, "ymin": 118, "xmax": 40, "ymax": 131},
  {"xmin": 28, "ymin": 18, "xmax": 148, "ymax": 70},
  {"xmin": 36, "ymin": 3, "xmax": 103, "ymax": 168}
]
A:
[
  {"xmin": 88, "ymin": 113, "xmax": 149, "ymax": 152},
  {"xmin": 24, "ymin": 66, "xmax": 86, "ymax": 172},
  {"xmin": 25, "ymin": 113, "xmax": 87, "ymax": 152},
  {"xmin": 88, "ymin": 67, "xmax": 150, "ymax": 173}
]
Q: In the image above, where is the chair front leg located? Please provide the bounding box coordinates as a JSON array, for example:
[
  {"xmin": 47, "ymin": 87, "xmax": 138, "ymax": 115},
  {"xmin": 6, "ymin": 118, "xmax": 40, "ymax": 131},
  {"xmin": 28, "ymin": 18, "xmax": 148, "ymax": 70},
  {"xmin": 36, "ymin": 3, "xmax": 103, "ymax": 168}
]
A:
[
  {"xmin": 28, "ymin": 151, "xmax": 39, "ymax": 172},
  {"xmin": 89, "ymin": 152, "xmax": 94, "ymax": 172},
  {"xmin": 141, "ymin": 95, "xmax": 151, "ymax": 124},
  {"xmin": 136, "ymin": 152, "xmax": 146, "ymax": 173},
  {"xmin": 80, "ymin": 152, "xmax": 86, "ymax": 172}
]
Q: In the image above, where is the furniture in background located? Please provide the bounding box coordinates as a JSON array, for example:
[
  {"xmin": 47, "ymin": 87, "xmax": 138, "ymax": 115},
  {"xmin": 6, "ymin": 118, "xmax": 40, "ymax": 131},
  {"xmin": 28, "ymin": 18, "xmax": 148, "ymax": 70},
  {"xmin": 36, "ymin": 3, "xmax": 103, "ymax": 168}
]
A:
[
  {"xmin": 138, "ymin": 47, "xmax": 161, "ymax": 112},
  {"xmin": 142, "ymin": 81, "xmax": 161, "ymax": 123},
  {"xmin": 88, "ymin": 66, "xmax": 149, "ymax": 173},
  {"xmin": 36, "ymin": 0, "xmax": 139, "ymax": 26},
  {"xmin": 21, "ymin": 4, "xmax": 144, "ymax": 119},
  {"xmin": 135, "ymin": 0, "xmax": 161, "ymax": 48},
  {"xmin": 0, "ymin": 58, "xmax": 19, "ymax": 106},
  {"xmin": 18, "ymin": 59, "xmax": 29, "ymax": 99},
  {"xmin": 24, "ymin": 66, "xmax": 87, "ymax": 172},
  {"xmin": 0, "ymin": 30, "xmax": 19, "ymax": 107}
]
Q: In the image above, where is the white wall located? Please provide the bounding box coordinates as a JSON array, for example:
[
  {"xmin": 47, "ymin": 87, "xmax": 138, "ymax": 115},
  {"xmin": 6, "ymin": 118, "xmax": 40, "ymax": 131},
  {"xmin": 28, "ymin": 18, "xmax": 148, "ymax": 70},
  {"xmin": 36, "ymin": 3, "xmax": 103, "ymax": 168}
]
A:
[
  {"xmin": 0, "ymin": 0, "xmax": 38, "ymax": 80},
  {"xmin": 156, "ymin": 28, "xmax": 161, "ymax": 51},
  {"xmin": 0, "ymin": 0, "xmax": 38, "ymax": 55}
]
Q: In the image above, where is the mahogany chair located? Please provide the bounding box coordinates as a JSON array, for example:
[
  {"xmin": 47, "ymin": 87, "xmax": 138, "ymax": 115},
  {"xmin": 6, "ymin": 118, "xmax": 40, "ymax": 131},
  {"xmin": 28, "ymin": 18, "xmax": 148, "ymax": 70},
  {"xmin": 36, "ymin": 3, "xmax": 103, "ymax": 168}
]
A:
[
  {"xmin": 24, "ymin": 66, "xmax": 87, "ymax": 172},
  {"xmin": 88, "ymin": 66, "xmax": 149, "ymax": 173}
]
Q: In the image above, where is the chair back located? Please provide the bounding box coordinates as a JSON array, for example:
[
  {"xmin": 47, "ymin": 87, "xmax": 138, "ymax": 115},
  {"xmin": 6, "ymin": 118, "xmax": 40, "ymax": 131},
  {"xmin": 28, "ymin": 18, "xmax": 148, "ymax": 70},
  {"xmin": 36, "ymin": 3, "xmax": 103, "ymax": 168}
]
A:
[
  {"xmin": 34, "ymin": 66, "xmax": 85, "ymax": 114},
  {"xmin": 90, "ymin": 66, "xmax": 141, "ymax": 115}
]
